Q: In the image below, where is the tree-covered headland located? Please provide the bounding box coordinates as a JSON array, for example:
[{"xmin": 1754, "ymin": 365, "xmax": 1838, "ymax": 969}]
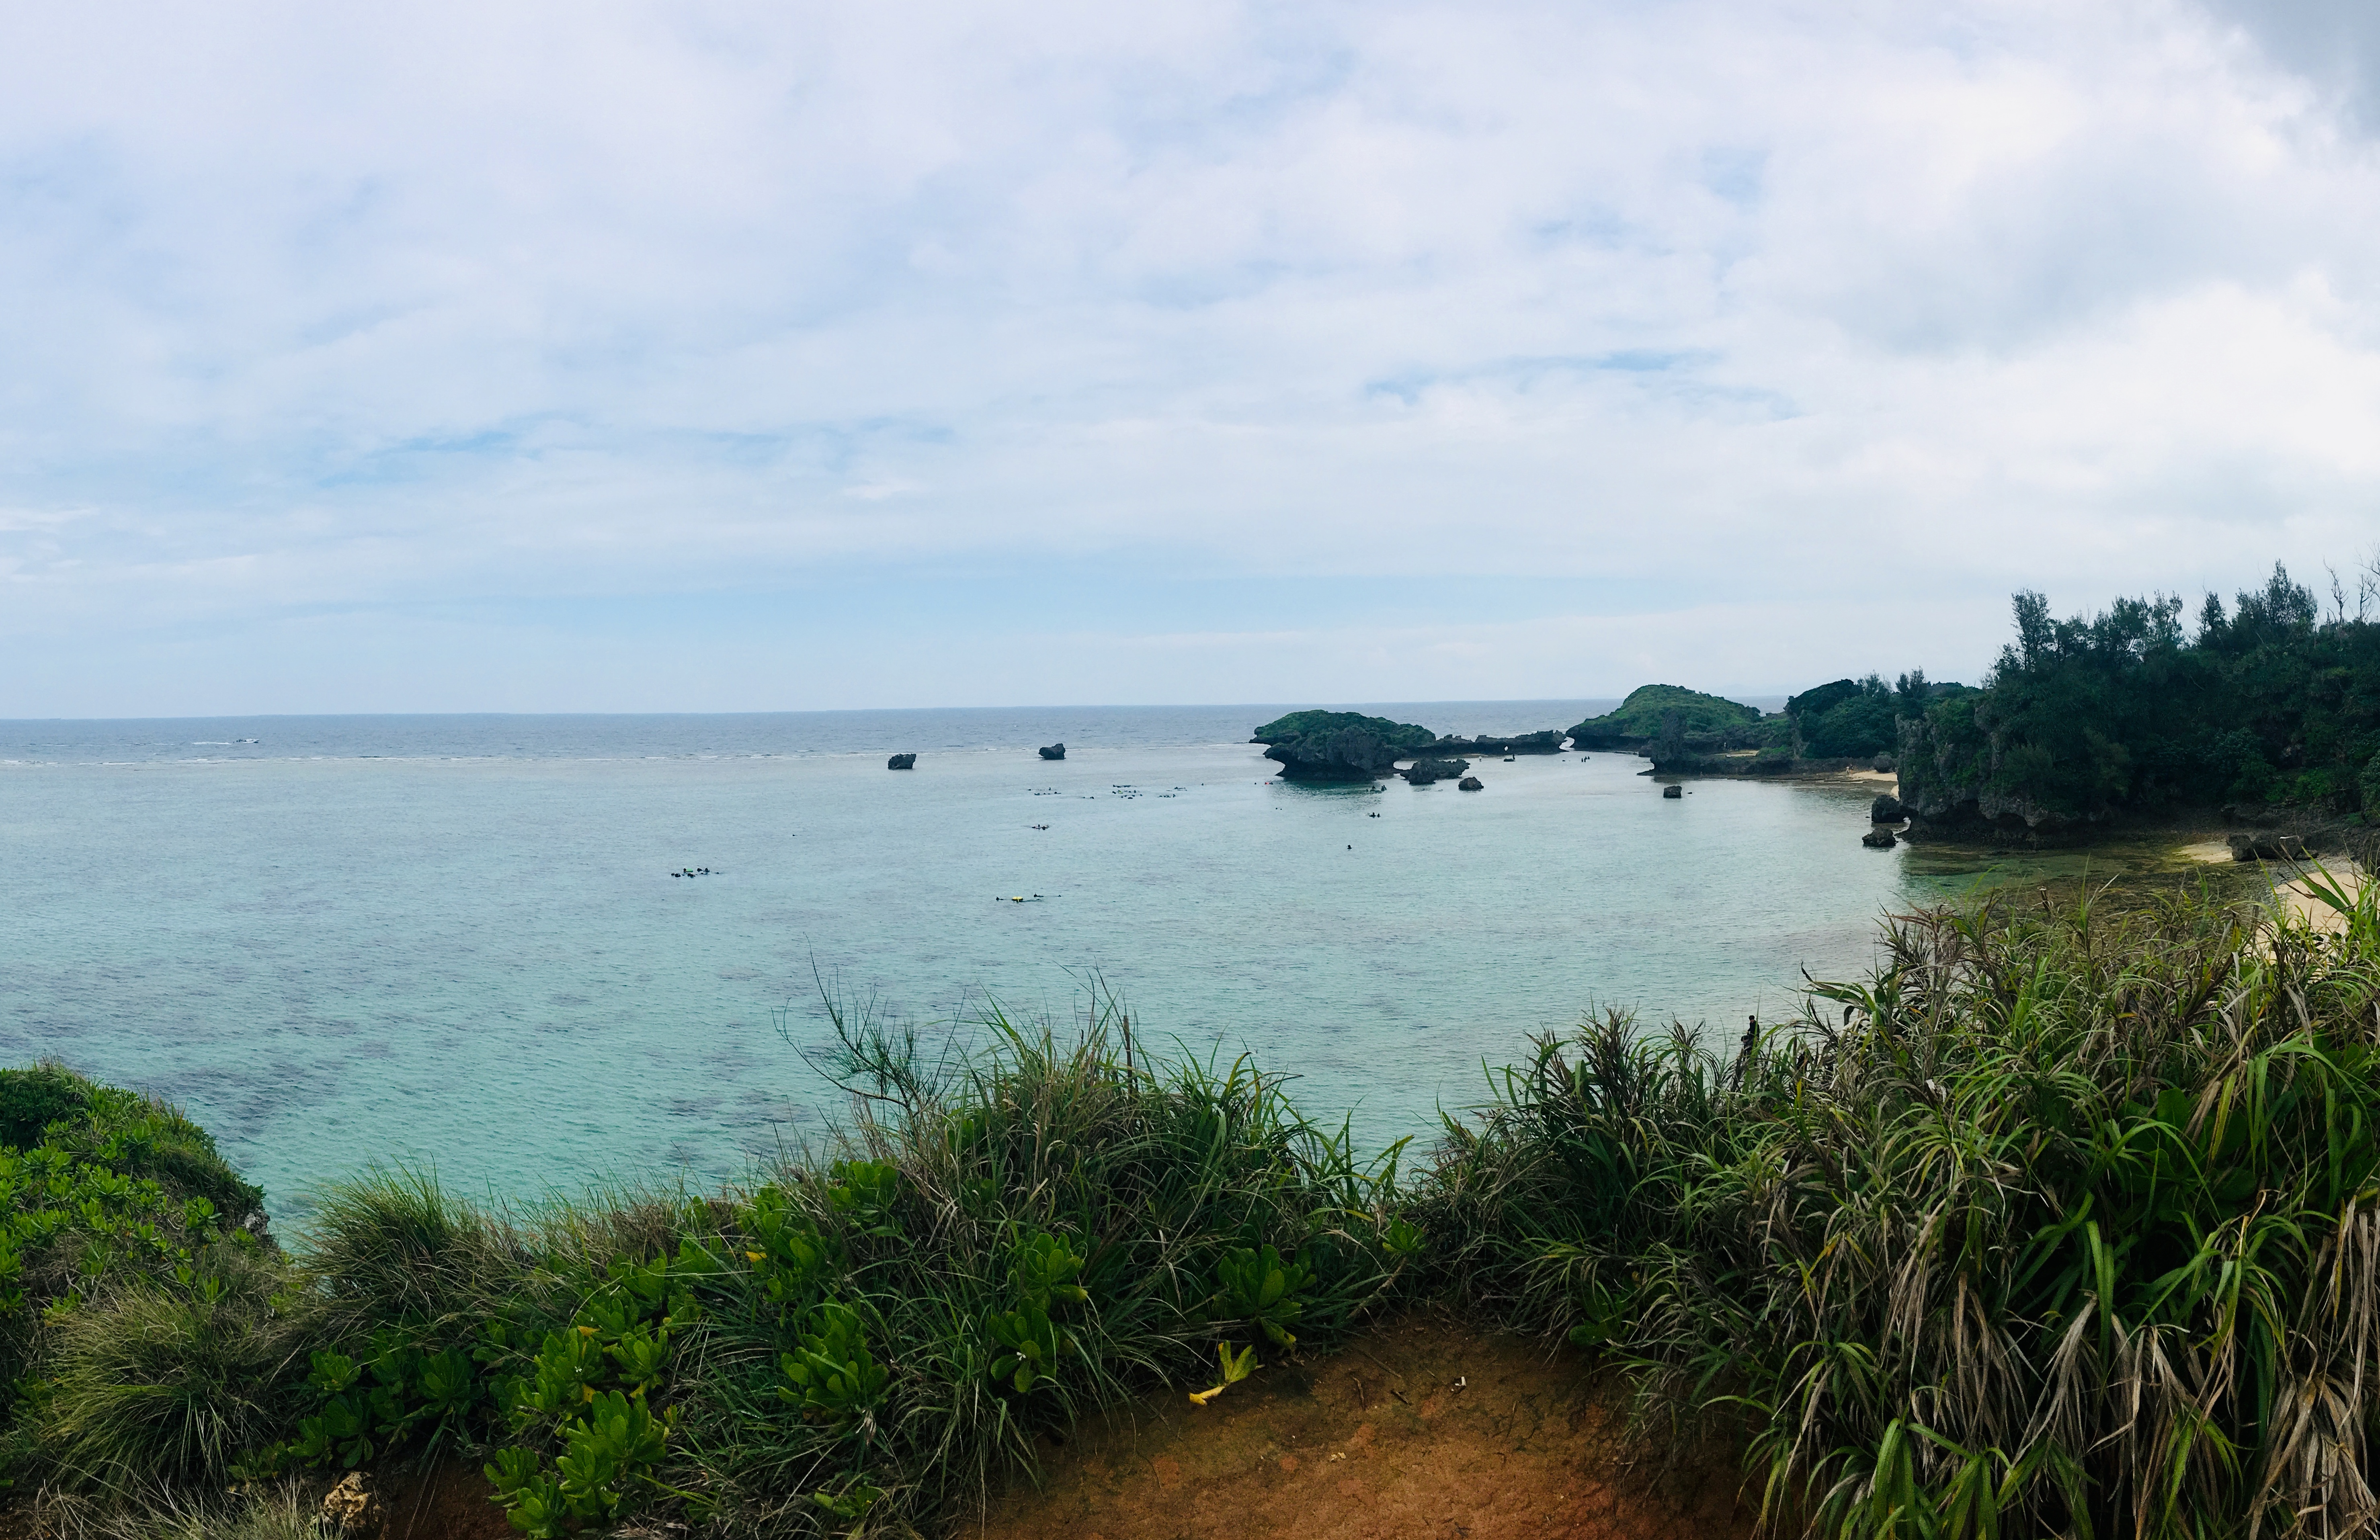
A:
[{"xmin": 1900, "ymin": 562, "xmax": 2380, "ymax": 838}]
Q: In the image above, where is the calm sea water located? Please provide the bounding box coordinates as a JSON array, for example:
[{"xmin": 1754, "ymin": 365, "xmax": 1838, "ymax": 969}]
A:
[{"xmin": 1, "ymin": 705, "xmax": 1947, "ymax": 1216}]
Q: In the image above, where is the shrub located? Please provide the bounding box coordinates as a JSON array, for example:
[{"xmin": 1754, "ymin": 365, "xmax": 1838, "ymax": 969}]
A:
[
  {"xmin": 0, "ymin": 1066, "xmax": 90, "ymax": 1151},
  {"xmin": 1426, "ymin": 876, "xmax": 2380, "ymax": 1540},
  {"xmin": 42, "ymin": 1256, "xmax": 310, "ymax": 1489}
]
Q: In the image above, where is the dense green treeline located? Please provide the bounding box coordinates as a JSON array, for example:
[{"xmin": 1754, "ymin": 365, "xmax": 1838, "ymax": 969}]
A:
[{"xmin": 1900, "ymin": 563, "xmax": 2380, "ymax": 832}]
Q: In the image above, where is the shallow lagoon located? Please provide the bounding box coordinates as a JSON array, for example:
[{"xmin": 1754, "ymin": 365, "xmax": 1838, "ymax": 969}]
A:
[{"xmin": 0, "ymin": 705, "xmax": 2173, "ymax": 1212}]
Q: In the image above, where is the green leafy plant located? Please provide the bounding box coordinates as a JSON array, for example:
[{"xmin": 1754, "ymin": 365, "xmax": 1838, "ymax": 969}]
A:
[
  {"xmin": 986, "ymin": 1300, "xmax": 1070, "ymax": 1393},
  {"xmin": 743, "ymin": 1186, "xmax": 836, "ymax": 1310},
  {"xmin": 1006, "ymin": 1229, "xmax": 1089, "ymax": 1310},
  {"xmin": 1188, "ymin": 1340, "xmax": 1257, "ymax": 1406},
  {"xmin": 813, "ymin": 1481, "xmax": 884, "ymax": 1524},
  {"xmin": 1212, "ymin": 1244, "xmax": 1313, "ymax": 1350},
  {"xmin": 513, "ymin": 1327, "xmax": 605, "ymax": 1422},
  {"xmin": 824, "ymin": 1160, "xmax": 902, "ymax": 1238},
  {"xmin": 779, "ymin": 1301, "xmax": 888, "ymax": 1425},
  {"xmin": 486, "ymin": 1444, "xmax": 570, "ymax": 1540},
  {"xmin": 555, "ymin": 1390, "xmax": 671, "ymax": 1522}
]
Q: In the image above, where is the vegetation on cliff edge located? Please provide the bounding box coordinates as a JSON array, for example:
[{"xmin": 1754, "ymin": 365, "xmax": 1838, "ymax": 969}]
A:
[
  {"xmin": 1569, "ymin": 684, "xmax": 1762, "ymax": 743},
  {"xmin": 14, "ymin": 872, "xmax": 2380, "ymax": 1538},
  {"xmin": 1248, "ymin": 709, "xmax": 1437, "ymax": 749},
  {"xmin": 1900, "ymin": 563, "xmax": 2380, "ymax": 828}
]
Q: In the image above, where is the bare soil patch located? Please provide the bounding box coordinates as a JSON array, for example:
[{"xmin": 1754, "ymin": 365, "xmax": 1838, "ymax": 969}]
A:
[{"xmin": 971, "ymin": 1313, "xmax": 1753, "ymax": 1540}]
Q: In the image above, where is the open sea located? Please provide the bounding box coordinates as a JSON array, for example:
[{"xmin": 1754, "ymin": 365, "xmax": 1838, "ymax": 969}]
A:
[{"xmin": 0, "ymin": 704, "xmax": 1982, "ymax": 1217}]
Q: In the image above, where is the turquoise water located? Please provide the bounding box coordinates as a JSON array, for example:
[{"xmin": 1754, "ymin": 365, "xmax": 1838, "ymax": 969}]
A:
[{"xmin": 0, "ymin": 706, "xmax": 1928, "ymax": 1214}]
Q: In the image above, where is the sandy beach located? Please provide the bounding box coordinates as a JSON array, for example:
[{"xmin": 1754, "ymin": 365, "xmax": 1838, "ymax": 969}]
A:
[{"xmin": 2179, "ymin": 838, "xmax": 2368, "ymax": 933}]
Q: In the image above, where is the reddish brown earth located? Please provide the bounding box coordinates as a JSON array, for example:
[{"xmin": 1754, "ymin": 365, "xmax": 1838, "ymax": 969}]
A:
[
  {"xmin": 970, "ymin": 1314, "xmax": 1756, "ymax": 1540},
  {"xmin": 374, "ymin": 1456, "xmax": 517, "ymax": 1540}
]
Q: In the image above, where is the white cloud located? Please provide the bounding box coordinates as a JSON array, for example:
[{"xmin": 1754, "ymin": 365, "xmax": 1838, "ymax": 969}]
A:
[{"xmin": 2, "ymin": 0, "xmax": 2377, "ymax": 712}]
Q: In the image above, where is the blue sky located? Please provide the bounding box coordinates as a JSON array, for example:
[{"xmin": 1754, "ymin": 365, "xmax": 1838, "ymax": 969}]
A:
[{"xmin": 4, "ymin": 0, "xmax": 2378, "ymax": 715}]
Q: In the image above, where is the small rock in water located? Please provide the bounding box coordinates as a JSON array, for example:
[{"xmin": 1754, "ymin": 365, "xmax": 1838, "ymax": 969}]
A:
[
  {"xmin": 1662, "ymin": 784, "xmax": 1683, "ymax": 799},
  {"xmin": 887, "ymin": 753, "xmax": 917, "ymax": 770},
  {"xmin": 1870, "ymin": 794, "xmax": 1906, "ymax": 823},
  {"xmin": 1039, "ymin": 742, "xmax": 1066, "ymax": 760},
  {"xmin": 1458, "ymin": 776, "xmax": 1483, "ymax": 790},
  {"xmin": 1862, "ymin": 827, "xmax": 1898, "ymax": 849}
]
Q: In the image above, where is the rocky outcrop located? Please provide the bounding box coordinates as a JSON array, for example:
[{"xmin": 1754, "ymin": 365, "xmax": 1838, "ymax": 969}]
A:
[
  {"xmin": 1871, "ymin": 794, "xmax": 1906, "ymax": 823},
  {"xmin": 1662, "ymin": 784, "xmax": 1683, "ymax": 799},
  {"xmin": 1862, "ymin": 827, "xmax": 1898, "ymax": 849},
  {"xmin": 888, "ymin": 753, "xmax": 916, "ymax": 770},
  {"xmin": 1571, "ymin": 685, "xmax": 1765, "ymax": 749},
  {"xmin": 1458, "ymin": 776, "xmax": 1483, "ymax": 791},
  {"xmin": 1264, "ymin": 727, "xmax": 1413, "ymax": 780},
  {"xmin": 1038, "ymin": 743, "xmax": 1065, "ymax": 760},
  {"xmin": 1403, "ymin": 757, "xmax": 1471, "ymax": 785},
  {"xmin": 2228, "ymin": 832, "xmax": 2310, "ymax": 862},
  {"xmin": 1894, "ymin": 714, "xmax": 2101, "ymax": 843},
  {"xmin": 1255, "ymin": 711, "xmax": 1439, "ymax": 781}
]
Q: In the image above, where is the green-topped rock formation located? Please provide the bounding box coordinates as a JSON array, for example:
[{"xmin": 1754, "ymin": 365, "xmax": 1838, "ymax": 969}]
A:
[
  {"xmin": 1253, "ymin": 710, "xmax": 1438, "ymax": 780},
  {"xmin": 1568, "ymin": 685, "xmax": 1762, "ymax": 748}
]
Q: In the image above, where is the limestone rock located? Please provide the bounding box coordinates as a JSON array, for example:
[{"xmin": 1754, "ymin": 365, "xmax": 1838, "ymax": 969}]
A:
[
  {"xmin": 322, "ymin": 1472, "xmax": 379, "ymax": 1536},
  {"xmin": 887, "ymin": 753, "xmax": 917, "ymax": 770},
  {"xmin": 1458, "ymin": 776, "xmax": 1483, "ymax": 790},
  {"xmin": 1870, "ymin": 794, "xmax": 1906, "ymax": 823},
  {"xmin": 1255, "ymin": 711, "xmax": 1438, "ymax": 780},
  {"xmin": 2228, "ymin": 832, "xmax": 2309, "ymax": 862},
  {"xmin": 1862, "ymin": 827, "xmax": 1898, "ymax": 849},
  {"xmin": 1662, "ymin": 784, "xmax": 1683, "ymax": 799},
  {"xmin": 1038, "ymin": 743, "xmax": 1065, "ymax": 760},
  {"xmin": 1403, "ymin": 757, "xmax": 1470, "ymax": 785}
]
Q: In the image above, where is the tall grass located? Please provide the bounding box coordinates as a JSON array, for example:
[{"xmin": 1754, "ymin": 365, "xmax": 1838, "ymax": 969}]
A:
[
  {"xmin": 1427, "ymin": 873, "xmax": 2380, "ymax": 1539},
  {"xmin": 15, "ymin": 879, "xmax": 2380, "ymax": 1538},
  {"xmin": 52, "ymin": 998, "xmax": 1416, "ymax": 1534}
]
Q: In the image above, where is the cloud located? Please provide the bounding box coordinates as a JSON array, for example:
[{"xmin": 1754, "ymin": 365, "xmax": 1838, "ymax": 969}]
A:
[{"xmin": 2, "ymin": 0, "xmax": 2377, "ymax": 712}]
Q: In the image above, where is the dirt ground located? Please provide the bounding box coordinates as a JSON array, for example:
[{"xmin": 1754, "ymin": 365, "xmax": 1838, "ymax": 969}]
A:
[
  {"xmin": 970, "ymin": 1314, "xmax": 1755, "ymax": 1540},
  {"xmin": 371, "ymin": 1456, "xmax": 518, "ymax": 1540},
  {"xmin": 0, "ymin": 1321, "xmax": 1749, "ymax": 1540}
]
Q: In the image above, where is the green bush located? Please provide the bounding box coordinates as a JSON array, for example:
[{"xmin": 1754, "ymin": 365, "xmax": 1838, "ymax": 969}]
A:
[
  {"xmin": 1426, "ymin": 876, "xmax": 2380, "ymax": 1540},
  {"xmin": 42, "ymin": 1256, "xmax": 308, "ymax": 1488},
  {"xmin": 0, "ymin": 1067, "xmax": 90, "ymax": 1151},
  {"xmin": 0, "ymin": 1065, "xmax": 273, "ymax": 1493},
  {"xmin": 17, "ymin": 1001, "xmax": 1419, "ymax": 1534},
  {"xmin": 25, "ymin": 878, "xmax": 2380, "ymax": 1539}
]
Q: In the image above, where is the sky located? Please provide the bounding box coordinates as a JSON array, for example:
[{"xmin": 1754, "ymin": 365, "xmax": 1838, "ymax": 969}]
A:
[{"xmin": 3, "ymin": 0, "xmax": 2378, "ymax": 716}]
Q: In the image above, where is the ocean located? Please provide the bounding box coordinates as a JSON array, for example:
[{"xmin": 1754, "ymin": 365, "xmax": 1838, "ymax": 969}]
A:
[{"xmin": 0, "ymin": 704, "xmax": 1940, "ymax": 1216}]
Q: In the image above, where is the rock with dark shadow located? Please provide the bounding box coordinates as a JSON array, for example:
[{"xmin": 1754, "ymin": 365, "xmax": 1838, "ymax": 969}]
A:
[
  {"xmin": 1458, "ymin": 776, "xmax": 1483, "ymax": 790},
  {"xmin": 1403, "ymin": 758, "xmax": 1470, "ymax": 785},
  {"xmin": 1662, "ymin": 784, "xmax": 1683, "ymax": 799},
  {"xmin": 887, "ymin": 753, "xmax": 917, "ymax": 770},
  {"xmin": 1862, "ymin": 827, "xmax": 1898, "ymax": 849},
  {"xmin": 2228, "ymin": 832, "xmax": 2309, "ymax": 862},
  {"xmin": 1253, "ymin": 710, "xmax": 1439, "ymax": 781},
  {"xmin": 1871, "ymin": 794, "xmax": 1906, "ymax": 823},
  {"xmin": 1039, "ymin": 743, "xmax": 1065, "ymax": 760}
]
